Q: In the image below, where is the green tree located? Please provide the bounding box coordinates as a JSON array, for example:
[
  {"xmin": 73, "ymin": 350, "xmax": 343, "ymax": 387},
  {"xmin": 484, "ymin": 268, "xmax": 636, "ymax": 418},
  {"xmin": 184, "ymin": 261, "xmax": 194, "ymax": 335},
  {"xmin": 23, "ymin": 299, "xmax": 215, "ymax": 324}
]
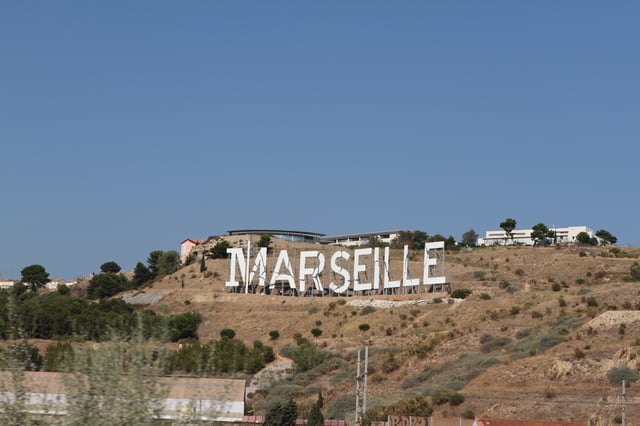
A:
[
  {"xmin": 133, "ymin": 262, "xmax": 154, "ymax": 287},
  {"xmin": 5, "ymin": 340, "xmax": 43, "ymax": 371},
  {"xmin": 20, "ymin": 264, "xmax": 49, "ymax": 292},
  {"xmin": 444, "ymin": 235, "xmax": 457, "ymax": 251},
  {"xmin": 265, "ymin": 399, "xmax": 298, "ymax": 426},
  {"xmin": 308, "ymin": 391, "xmax": 325, "ymax": 426},
  {"xmin": 531, "ymin": 223, "xmax": 553, "ymax": 246},
  {"xmin": 167, "ymin": 311, "xmax": 203, "ymax": 342},
  {"xmin": 57, "ymin": 283, "xmax": 71, "ymax": 296},
  {"xmin": 258, "ymin": 234, "xmax": 272, "ymax": 248},
  {"xmin": 596, "ymin": 229, "xmax": 617, "ymax": 244},
  {"xmin": 461, "ymin": 229, "xmax": 479, "ymax": 246},
  {"xmin": 211, "ymin": 240, "xmax": 232, "ymax": 259},
  {"xmin": 100, "ymin": 261, "xmax": 121, "ymax": 274},
  {"xmin": 500, "ymin": 218, "xmax": 517, "ymax": 245},
  {"xmin": 412, "ymin": 230, "xmax": 429, "ymax": 250},
  {"xmin": 87, "ymin": 273, "xmax": 129, "ymax": 299},
  {"xmin": 146, "ymin": 250, "xmax": 164, "ymax": 275},
  {"xmin": 576, "ymin": 232, "xmax": 597, "ymax": 245},
  {"xmin": 156, "ymin": 250, "xmax": 180, "ymax": 276},
  {"xmin": 199, "ymin": 255, "xmax": 207, "ymax": 273}
]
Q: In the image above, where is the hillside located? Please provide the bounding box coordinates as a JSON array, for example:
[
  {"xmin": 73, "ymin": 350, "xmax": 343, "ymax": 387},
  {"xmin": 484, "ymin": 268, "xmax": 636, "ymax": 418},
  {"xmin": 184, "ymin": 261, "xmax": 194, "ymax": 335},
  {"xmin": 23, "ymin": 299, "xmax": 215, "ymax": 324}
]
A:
[{"xmin": 124, "ymin": 238, "xmax": 640, "ymax": 425}]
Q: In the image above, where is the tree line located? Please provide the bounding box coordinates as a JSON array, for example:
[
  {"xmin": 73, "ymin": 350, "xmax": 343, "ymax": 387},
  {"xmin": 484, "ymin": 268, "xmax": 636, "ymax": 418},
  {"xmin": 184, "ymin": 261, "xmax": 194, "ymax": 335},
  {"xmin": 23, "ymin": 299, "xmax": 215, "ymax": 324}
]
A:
[{"xmin": 0, "ymin": 288, "xmax": 201, "ymax": 342}]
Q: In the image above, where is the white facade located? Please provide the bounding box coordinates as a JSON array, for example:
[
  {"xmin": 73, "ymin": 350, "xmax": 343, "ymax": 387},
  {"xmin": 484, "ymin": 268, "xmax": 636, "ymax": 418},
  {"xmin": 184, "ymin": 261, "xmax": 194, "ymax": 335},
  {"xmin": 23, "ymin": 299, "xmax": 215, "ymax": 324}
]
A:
[
  {"xmin": 478, "ymin": 226, "xmax": 599, "ymax": 247},
  {"xmin": 0, "ymin": 281, "xmax": 15, "ymax": 289},
  {"xmin": 321, "ymin": 231, "xmax": 401, "ymax": 247}
]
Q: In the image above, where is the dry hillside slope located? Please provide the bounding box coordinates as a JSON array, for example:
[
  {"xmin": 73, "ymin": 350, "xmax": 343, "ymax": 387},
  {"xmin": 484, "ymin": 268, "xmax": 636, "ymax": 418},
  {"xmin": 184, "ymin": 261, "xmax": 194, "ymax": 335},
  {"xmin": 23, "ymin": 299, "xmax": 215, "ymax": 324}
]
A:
[{"xmin": 124, "ymin": 239, "xmax": 640, "ymax": 424}]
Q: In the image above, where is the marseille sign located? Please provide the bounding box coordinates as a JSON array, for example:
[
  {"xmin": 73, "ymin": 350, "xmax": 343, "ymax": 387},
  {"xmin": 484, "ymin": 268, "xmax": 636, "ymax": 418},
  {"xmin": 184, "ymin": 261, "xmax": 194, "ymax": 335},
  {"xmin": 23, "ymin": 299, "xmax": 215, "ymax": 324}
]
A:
[{"xmin": 225, "ymin": 242, "xmax": 446, "ymax": 295}]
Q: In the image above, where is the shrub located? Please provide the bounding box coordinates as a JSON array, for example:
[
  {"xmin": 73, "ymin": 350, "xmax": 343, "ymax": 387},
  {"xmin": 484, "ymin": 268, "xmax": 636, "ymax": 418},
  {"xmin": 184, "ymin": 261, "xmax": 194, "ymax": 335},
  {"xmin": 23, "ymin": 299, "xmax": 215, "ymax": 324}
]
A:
[
  {"xmin": 531, "ymin": 310, "xmax": 543, "ymax": 319},
  {"xmin": 167, "ymin": 311, "xmax": 203, "ymax": 342},
  {"xmin": 220, "ymin": 328, "xmax": 236, "ymax": 340},
  {"xmin": 448, "ymin": 391, "xmax": 465, "ymax": 406},
  {"xmin": 462, "ymin": 409, "xmax": 475, "ymax": 419},
  {"xmin": 505, "ymin": 284, "xmax": 520, "ymax": 293},
  {"xmin": 473, "ymin": 270, "xmax": 486, "ymax": 280},
  {"xmin": 4, "ymin": 341, "xmax": 44, "ymax": 371},
  {"xmin": 595, "ymin": 270, "xmax": 607, "ymax": 279},
  {"xmin": 210, "ymin": 240, "xmax": 232, "ymax": 259},
  {"xmin": 619, "ymin": 323, "xmax": 626, "ymax": 337},
  {"xmin": 631, "ymin": 263, "xmax": 640, "ymax": 281},
  {"xmin": 269, "ymin": 330, "xmax": 280, "ymax": 340},
  {"xmin": 551, "ymin": 282, "xmax": 562, "ymax": 292},
  {"xmin": 57, "ymin": 284, "xmax": 70, "ymax": 296},
  {"xmin": 479, "ymin": 333, "xmax": 493, "ymax": 344},
  {"xmin": 481, "ymin": 336, "xmax": 512, "ymax": 353},
  {"xmin": 359, "ymin": 323, "xmax": 371, "ymax": 332},
  {"xmin": 450, "ymin": 289, "xmax": 471, "ymax": 299},
  {"xmin": 514, "ymin": 268, "xmax": 525, "ymax": 276},
  {"xmin": 360, "ymin": 305, "xmax": 376, "ymax": 315},
  {"xmin": 479, "ymin": 293, "xmax": 491, "ymax": 300},
  {"xmin": 308, "ymin": 306, "xmax": 320, "ymax": 315},
  {"xmin": 292, "ymin": 341, "xmax": 324, "ymax": 372},
  {"xmin": 431, "ymin": 388, "xmax": 454, "ymax": 405},
  {"xmin": 607, "ymin": 367, "xmax": 638, "ymax": 386},
  {"xmin": 311, "ymin": 328, "xmax": 323, "ymax": 338},
  {"xmin": 382, "ymin": 355, "xmax": 401, "ymax": 374}
]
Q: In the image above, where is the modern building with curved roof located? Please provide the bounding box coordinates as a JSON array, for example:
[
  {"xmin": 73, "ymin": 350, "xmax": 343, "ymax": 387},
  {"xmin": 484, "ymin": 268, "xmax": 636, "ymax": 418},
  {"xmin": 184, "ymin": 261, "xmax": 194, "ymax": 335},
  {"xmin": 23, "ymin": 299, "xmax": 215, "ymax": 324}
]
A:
[{"xmin": 227, "ymin": 229, "xmax": 325, "ymax": 243}]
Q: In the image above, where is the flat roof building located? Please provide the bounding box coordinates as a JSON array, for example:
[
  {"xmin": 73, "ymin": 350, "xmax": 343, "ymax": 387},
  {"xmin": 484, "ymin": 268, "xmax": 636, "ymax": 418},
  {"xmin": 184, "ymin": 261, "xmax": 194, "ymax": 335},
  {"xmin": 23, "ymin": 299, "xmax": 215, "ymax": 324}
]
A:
[{"xmin": 478, "ymin": 226, "xmax": 600, "ymax": 247}]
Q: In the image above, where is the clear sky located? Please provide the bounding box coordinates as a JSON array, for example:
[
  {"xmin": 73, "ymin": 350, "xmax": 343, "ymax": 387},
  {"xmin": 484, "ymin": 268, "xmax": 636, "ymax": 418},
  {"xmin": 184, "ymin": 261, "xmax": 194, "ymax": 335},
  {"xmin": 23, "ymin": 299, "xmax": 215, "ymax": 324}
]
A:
[{"xmin": 1, "ymin": 2, "xmax": 638, "ymax": 279}]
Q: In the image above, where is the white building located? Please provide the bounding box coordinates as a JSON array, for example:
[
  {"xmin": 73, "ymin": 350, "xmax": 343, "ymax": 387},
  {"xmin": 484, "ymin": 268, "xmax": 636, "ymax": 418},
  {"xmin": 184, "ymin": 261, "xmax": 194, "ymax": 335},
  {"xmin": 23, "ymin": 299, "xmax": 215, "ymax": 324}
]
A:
[
  {"xmin": 0, "ymin": 280, "xmax": 15, "ymax": 290},
  {"xmin": 320, "ymin": 230, "xmax": 402, "ymax": 247},
  {"xmin": 477, "ymin": 226, "xmax": 600, "ymax": 247}
]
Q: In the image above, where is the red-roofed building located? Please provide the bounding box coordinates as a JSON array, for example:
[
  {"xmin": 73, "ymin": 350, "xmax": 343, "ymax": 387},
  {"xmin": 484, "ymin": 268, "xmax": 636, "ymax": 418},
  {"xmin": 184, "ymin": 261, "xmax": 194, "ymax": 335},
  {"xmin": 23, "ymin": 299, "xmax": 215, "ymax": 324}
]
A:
[{"xmin": 180, "ymin": 238, "xmax": 204, "ymax": 264}]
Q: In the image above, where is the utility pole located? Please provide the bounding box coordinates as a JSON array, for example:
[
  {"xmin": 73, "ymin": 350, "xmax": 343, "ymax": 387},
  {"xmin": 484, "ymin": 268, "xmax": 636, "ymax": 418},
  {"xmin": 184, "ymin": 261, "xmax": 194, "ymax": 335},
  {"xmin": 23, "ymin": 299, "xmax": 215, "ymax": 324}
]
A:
[
  {"xmin": 363, "ymin": 346, "xmax": 368, "ymax": 416},
  {"xmin": 355, "ymin": 349, "xmax": 360, "ymax": 424},
  {"xmin": 355, "ymin": 346, "xmax": 369, "ymax": 424},
  {"xmin": 622, "ymin": 380, "xmax": 626, "ymax": 426}
]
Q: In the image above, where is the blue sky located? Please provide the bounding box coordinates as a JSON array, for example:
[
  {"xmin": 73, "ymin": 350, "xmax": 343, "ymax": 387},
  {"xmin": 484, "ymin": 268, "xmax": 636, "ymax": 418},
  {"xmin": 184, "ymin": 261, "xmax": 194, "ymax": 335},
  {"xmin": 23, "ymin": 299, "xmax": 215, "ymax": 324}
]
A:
[{"xmin": 1, "ymin": 2, "xmax": 638, "ymax": 279}]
